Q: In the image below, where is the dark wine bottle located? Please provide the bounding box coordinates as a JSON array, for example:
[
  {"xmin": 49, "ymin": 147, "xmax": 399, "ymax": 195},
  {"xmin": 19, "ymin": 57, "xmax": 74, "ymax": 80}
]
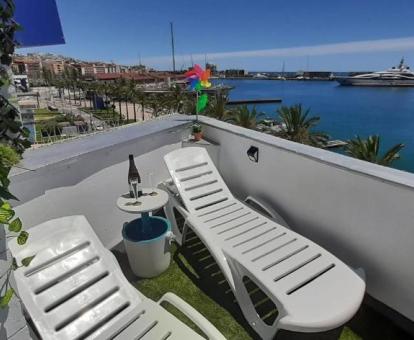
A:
[{"xmin": 128, "ymin": 154, "xmax": 142, "ymax": 198}]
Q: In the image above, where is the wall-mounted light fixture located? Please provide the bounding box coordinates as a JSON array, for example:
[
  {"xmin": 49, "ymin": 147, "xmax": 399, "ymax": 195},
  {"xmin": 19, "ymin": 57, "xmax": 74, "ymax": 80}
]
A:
[{"xmin": 247, "ymin": 146, "xmax": 259, "ymax": 163}]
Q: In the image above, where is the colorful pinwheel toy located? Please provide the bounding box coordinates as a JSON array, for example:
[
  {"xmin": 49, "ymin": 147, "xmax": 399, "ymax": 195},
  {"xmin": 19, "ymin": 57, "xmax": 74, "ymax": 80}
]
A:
[{"xmin": 185, "ymin": 64, "xmax": 212, "ymax": 118}]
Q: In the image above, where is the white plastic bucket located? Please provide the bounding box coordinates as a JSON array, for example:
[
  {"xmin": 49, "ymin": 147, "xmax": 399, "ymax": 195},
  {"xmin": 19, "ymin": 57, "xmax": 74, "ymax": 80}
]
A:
[{"xmin": 122, "ymin": 216, "xmax": 172, "ymax": 278}]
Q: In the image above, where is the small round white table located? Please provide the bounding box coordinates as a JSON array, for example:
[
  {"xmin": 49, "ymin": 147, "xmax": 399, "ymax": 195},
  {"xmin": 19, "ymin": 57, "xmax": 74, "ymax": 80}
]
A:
[
  {"xmin": 117, "ymin": 187, "xmax": 169, "ymax": 231},
  {"xmin": 117, "ymin": 187, "xmax": 171, "ymax": 278}
]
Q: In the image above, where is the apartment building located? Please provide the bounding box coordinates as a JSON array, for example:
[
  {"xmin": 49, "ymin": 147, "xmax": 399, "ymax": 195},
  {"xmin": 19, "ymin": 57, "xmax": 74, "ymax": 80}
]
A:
[{"xmin": 43, "ymin": 59, "xmax": 65, "ymax": 75}]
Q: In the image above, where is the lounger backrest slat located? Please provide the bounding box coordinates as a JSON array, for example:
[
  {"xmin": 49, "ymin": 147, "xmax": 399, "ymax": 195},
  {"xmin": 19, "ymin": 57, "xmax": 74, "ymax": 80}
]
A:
[{"xmin": 164, "ymin": 147, "xmax": 234, "ymax": 214}]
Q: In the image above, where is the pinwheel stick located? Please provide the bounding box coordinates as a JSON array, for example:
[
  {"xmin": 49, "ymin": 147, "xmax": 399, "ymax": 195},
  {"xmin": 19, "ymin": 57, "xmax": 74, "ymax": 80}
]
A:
[{"xmin": 196, "ymin": 91, "xmax": 199, "ymax": 122}]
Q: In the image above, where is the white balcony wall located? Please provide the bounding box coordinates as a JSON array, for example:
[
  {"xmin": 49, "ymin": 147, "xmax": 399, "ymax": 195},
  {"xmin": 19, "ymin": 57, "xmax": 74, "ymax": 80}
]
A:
[
  {"xmin": 199, "ymin": 116, "xmax": 414, "ymax": 324},
  {"xmin": 9, "ymin": 118, "xmax": 190, "ymax": 249}
]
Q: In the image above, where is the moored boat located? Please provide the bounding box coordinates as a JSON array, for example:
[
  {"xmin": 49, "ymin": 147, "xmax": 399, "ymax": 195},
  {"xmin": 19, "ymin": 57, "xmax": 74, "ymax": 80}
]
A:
[{"xmin": 336, "ymin": 58, "xmax": 414, "ymax": 86}]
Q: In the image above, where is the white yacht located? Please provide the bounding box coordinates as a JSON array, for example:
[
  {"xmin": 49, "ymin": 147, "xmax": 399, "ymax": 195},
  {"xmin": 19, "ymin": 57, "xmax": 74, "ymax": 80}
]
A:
[{"xmin": 336, "ymin": 58, "xmax": 414, "ymax": 86}]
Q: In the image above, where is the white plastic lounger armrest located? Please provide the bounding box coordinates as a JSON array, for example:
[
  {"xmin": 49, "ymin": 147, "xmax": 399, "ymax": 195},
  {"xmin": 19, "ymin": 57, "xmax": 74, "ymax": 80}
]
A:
[
  {"xmin": 244, "ymin": 195, "xmax": 290, "ymax": 228},
  {"xmin": 174, "ymin": 204, "xmax": 190, "ymax": 219},
  {"xmin": 158, "ymin": 293, "xmax": 226, "ymax": 340}
]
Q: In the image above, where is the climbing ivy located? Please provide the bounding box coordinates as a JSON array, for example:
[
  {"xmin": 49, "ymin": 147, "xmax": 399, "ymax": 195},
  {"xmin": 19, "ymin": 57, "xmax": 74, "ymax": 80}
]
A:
[{"xmin": 0, "ymin": 0, "xmax": 33, "ymax": 308}]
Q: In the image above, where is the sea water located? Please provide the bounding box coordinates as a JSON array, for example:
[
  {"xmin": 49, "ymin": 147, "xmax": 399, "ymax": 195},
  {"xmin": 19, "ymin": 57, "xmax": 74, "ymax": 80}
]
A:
[{"xmin": 219, "ymin": 79, "xmax": 414, "ymax": 173}]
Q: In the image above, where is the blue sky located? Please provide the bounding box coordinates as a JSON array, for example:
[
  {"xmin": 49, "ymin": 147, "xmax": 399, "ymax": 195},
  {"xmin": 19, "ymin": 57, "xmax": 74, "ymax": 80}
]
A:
[{"xmin": 18, "ymin": 0, "xmax": 414, "ymax": 71}]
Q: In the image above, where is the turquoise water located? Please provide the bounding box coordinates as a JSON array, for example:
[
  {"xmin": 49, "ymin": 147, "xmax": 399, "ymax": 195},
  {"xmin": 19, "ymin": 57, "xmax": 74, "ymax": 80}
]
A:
[{"xmin": 220, "ymin": 79, "xmax": 414, "ymax": 173}]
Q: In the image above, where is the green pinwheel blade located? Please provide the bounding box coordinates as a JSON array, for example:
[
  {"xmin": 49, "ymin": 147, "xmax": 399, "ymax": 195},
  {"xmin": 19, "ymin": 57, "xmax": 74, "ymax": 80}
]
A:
[
  {"xmin": 196, "ymin": 94, "xmax": 208, "ymax": 112},
  {"xmin": 194, "ymin": 82, "xmax": 202, "ymax": 91}
]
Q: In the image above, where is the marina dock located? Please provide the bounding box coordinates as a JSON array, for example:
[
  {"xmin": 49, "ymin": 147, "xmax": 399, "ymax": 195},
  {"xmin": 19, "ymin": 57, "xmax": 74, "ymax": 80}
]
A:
[
  {"xmin": 325, "ymin": 140, "xmax": 348, "ymax": 148},
  {"xmin": 227, "ymin": 98, "xmax": 282, "ymax": 105}
]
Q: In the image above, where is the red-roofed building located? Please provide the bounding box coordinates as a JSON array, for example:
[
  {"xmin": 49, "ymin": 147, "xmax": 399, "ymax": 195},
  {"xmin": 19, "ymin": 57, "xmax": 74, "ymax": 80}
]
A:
[{"xmin": 94, "ymin": 72, "xmax": 185, "ymax": 83}]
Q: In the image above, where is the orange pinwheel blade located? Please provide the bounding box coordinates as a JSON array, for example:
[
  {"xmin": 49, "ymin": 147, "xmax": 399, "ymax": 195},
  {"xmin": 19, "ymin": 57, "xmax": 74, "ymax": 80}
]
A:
[{"xmin": 201, "ymin": 69, "xmax": 211, "ymax": 81}]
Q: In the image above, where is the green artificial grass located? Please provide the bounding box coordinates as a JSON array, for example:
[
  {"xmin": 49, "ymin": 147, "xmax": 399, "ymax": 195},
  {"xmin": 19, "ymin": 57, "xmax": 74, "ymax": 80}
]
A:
[
  {"xmin": 136, "ymin": 247, "xmax": 250, "ymax": 339},
  {"xmin": 340, "ymin": 327, "xmax": 362, "ymax": 340},
  {"xmin": 134, "ymin": 245, "xmax": 362, "ymax": 340}
]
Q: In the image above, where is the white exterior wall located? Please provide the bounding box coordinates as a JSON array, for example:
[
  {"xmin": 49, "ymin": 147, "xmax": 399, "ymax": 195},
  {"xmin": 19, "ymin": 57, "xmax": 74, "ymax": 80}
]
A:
[{"xmin": 198, "ymin": 116, "xmax": 414, "ymax": 323}]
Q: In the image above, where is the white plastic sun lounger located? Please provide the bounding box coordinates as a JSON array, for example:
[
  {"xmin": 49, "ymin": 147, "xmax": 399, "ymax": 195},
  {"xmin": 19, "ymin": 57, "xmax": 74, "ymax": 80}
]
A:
[
  {"xmin": 8, "ymin": 215, "xmax": 225, "ymax": 340},
  {"xmin": 163, "ymin": 147, "xmax": 365, "ymax": 339}
]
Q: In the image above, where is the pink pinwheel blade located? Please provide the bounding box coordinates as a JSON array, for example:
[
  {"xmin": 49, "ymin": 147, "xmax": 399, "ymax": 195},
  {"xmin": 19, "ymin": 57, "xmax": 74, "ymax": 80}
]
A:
[
  {"xmin": 185, "ymin": 70, "xmax": 197, "ymax": 78},
  {"xmin": 193, "ymin": 64, "xmax": 203, "ymax": 77}
]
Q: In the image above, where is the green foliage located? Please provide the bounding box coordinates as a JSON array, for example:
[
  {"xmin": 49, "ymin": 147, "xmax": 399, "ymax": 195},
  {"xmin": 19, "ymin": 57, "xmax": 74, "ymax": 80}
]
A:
[
  {"xmin": 0, "ymin": 95, "xmax": 32, "ymax": 153},
  {"xmin": 0, "ymin": 0, "xmax": 32, "ymax": 310},
  {"xmin": 205, "ymin": 92, "xmax": 232, "ymax": 120},
  {"xmin": 8, "ymin": 217, "xmax": 22, "ymax": 232},
  {"xmin": 0, "ymin": 288, "xmax": 14, "ymax": 308},
  {"xmin": 345, "ymin": 135, "xmax": 404, "ymax": 166},
  {"xmin": 0, "ymin": 0, "xmax": 20, "ymax": 66},
  {"xmin": 227, "ymin": 105, "xmax": 264, "ymax": 129},
  {"xmin": 0, "ymin": 201, "xmax": 14, "ymax": 223},
  {"xmin": 166, "ymin": 84, "xmax": 186, "ymax": 113},
  {"xmin": 21, "ymin": 255, "xmax": 35, "ymax": 267},
  {"xmin": 182, "ymin": 95, "xmax": 197, "ymax": 115},
  {"xmin": 0, "ymin": 144, "xmax": 20, "ymax": 167},
  {"xmin": 17, "ymin": 230, "xmax": 29, "ymax": 245},
  {"xmin": 276, "ymin": 104, "xmax": 329, "ymax": 147},
  {"xmin": 192, "ymin": 123, "xmax": 202, "ymax": 133}
]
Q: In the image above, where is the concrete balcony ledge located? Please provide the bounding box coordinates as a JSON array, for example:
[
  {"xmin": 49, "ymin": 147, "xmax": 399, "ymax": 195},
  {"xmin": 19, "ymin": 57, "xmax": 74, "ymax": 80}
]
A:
[
  {"xmin": 198, "ymin": 115, "xmax": 414, "ymax": 190},
  {"xmin": 10, "ymin": 115, "xmax": 191, "ymax": 203},
  {"xmin": 12, "ymin": 115, "xmax": 191, "ymax": 176}
]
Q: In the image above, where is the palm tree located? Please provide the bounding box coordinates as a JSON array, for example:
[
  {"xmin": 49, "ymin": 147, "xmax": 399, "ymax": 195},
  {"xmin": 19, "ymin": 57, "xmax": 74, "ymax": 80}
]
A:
[
  {"xmin": 181, "ymin": 93, "xmax": 197, "ymax": 115},
  {"xmin": 135, "ymin": 89, "xmax": 148, "ymax": 121},
  {"xmin": 227, "ymin": 105, "xmax": 264, "ymax": 129},
  {"xmin": 276, "ymin": 104, "xmax": 328, "ymax": 147},
  {"xmin": 77, "ymin": 80, "xmax": 87, "ymax": 107},
  {"xmin": 76, "ymin": 80, "xmax": 85, "ymax": 107},
  {"xmin": 147, "ymin": 93, "xmax": 170, "ymax": 117},
  {"xmin": 85, "ymin": 81, "xmax": 97, "ymax": 109},
  {"xmin": 54, "ymin": 78, "xmax": 65, "ymax": 107},
  {"xmin": 165, "ymin": 84, "xmax": 187, "ymax": 114},
  {"xmin": 126, "ymin": 80, "xmax": 138, "ymax": 122},
  {"xmin": 345, "ymin": 135, "xmax": 404, "ymax": 166},
  {"xmin": 205, "ymin": 91, "xmax": 232, "ymax": 120},
  {"xmin": 69, "ymin": 67, "xmax": 80, "ymax": 105},
  {"xmin": 113, "ymin": 78, "xmax": 129, "ymax": 119},
  {"xmin": 62, "ymin": 68, "xmax": 73, "ymax": 107},
  {"xmin": 125, "ymin": 79, "xmax": 138, "ymax": 122},
  {"xmin": 42, "ymin": 68, "xmax": 54, "ymax": 103},
  {"xmin": 110, "ymin": 80, "xmax": 124, "ymax": 121}
]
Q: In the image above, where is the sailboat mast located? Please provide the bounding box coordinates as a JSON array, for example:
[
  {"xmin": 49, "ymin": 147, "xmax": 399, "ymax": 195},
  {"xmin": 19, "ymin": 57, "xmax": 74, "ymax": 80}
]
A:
[{"xmin": 170, "ymin": 22, "xmax": 176, "ymax": 72}]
